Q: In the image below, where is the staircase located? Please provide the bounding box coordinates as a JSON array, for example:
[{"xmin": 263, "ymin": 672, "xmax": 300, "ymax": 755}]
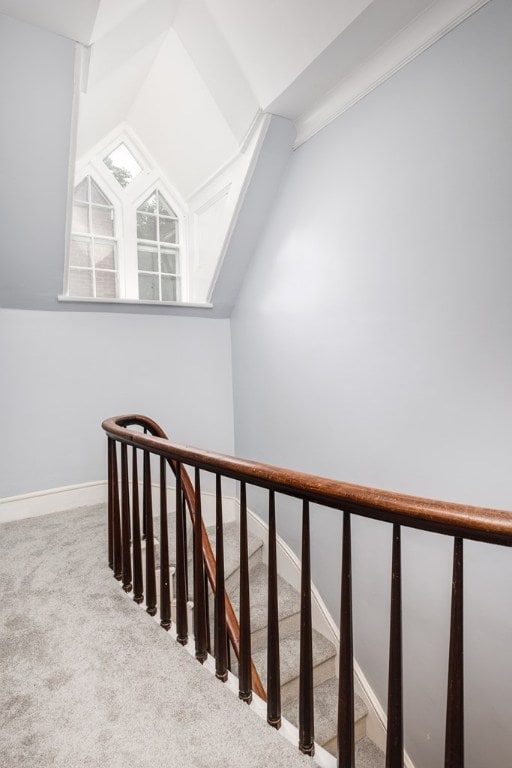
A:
[
  {"xmin": 154, "ymin": 513, "xmax": 385, "ymax": 766},
  {"xmin": 104, "ymin": 414, "xmax": 512, "ymax": 768}
]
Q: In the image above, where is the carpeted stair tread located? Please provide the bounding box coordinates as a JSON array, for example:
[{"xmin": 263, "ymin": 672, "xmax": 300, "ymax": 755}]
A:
[
  {"xmin": 251, "ymin": 628, "xmax": 336, "ymax": 690},
  {"xmin": 283, "ymin": 678, "xmax": 367, "ymax": 748},
  {"xmin": 206, "ymin": 521, "xmax": 263, "ymax": 581},
  {"xmin": 153, "ymin": 516, "xmax": 262, "ymax": 578},
  {"xmin": 355, "ymin": 736, "xmax": 385, "ymax": 768},
  {"xmin": 152, "ymin": 512, "xmax": 192, "ymax": 569},
  {"xmin": 229, "ymin": 561, "xmax": 301, "ymax": 634}
]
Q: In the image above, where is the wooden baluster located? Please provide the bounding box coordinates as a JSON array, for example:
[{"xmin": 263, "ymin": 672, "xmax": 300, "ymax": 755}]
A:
[
  {"xmin": 214, "ymin": 474, "xmax": 228, "ymax": 682},
  {"xmin": 299, "ymin": 500, "xmax": 315, "ymax": 755},
  {"xmin": 192, "ymin": 522, "xmax": 197, "ymax": 637},
  {"xmin": 445, "ymin": 538, "xmax": 464, "ymax": 768},
  {"xmin": 193, "ymin": 468, "xmax": 208, "ymax": 663},
  {"xmin": 204, "ymin": 567, "xmax": 211, "ymax": 655},
  {"xmin": 182, "ymin": 489, "xmax": 189, "ymax": 599},
  {"xmin": 386, "ymin": 524, "xmax": 403, "ymax": 768},
  {"xmin": 267, "ymin": 490, "xmax": 281, "ymax": 729},
  {"xmin": 159, "ymin": 457, "xmax": 171, "ymax": 630},
  {"xmin": 112, "ymin": 441, "xmax": 122, "ymax": 581},
  {"xmin": 175, "ymin": 462, "xmax": 188, "ymax": 645},
  {"xmin": 142, "ymin": 427, "xmax": 147, "ymax": 540},
  {"xmin": 107, "ymin": 438, "xmax": 114, "ymax": 570},
  {"xmin": 131, "ymin": 448, "xmax": 144, "ymax": 604},
  {"xmin": 238, "ymin": 481, "xmax": 252, "ymax": 703},
  {"xmin": 144, "ymin": 451, "xmax": 157, "ymax": 616},
  {"xmin": 338, "ymin": 511, "xmax": 354, "ymax": 768},
  {"xmin": 120, "ymin": 443, "xmax": 132, "ymax": 593}
]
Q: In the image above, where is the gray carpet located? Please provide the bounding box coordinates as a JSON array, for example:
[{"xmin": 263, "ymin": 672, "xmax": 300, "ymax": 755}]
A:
[{"xmin": 0, "ymin": 505, "xmax": 312, "ymax": 768}]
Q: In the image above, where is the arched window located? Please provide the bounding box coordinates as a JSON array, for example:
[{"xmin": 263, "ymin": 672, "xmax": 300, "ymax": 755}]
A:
[
  {"xmin": 65, "ymin": 133, "xmax": 187, "ymax": 304},
  {"xmin": 69, "ymin": 176, "xmax": 117, "ymax": 298},
  {"xmin": 137, "ymin": 190, "xmax": 180, "ymax": 301}
]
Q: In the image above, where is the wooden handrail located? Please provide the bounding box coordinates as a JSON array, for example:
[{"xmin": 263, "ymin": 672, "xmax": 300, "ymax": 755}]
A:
[
  {"xmin": 103, "ymin": 414, "xmax": 265, "ymax": 701},
  {"xmin": 103, "ymin": 414, "xmax": 512, "ymax": 548}
]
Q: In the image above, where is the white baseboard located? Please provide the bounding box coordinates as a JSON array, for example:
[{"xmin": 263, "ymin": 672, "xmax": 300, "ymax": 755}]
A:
[
  {"xmin": 0, "ymin": 480, "xmax": 236, "ymax": 529},
  {"xmin": 0, "ymin": 481, "xmax": 108, "ymax": 523}
]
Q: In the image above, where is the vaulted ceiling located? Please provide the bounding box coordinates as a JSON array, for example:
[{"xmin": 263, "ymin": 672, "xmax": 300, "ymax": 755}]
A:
[{"xmin": 0, "ymin": 0, "xmax": 489, "ymax": 200}]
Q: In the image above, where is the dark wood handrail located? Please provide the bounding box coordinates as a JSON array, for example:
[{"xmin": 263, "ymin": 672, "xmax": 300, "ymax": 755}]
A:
[
  {"xmin": 103, "ymin": 414, "xmax": 512, "ymax": 548},
  {"xmin": 103, "ymin": 414, "xmax": 265, "ymax": 700}
]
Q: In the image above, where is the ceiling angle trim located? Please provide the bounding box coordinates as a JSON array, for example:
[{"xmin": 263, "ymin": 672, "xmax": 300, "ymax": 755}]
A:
[{"xmin": 293, "ymin": 0, "xmax": 491, "ymax": 149}]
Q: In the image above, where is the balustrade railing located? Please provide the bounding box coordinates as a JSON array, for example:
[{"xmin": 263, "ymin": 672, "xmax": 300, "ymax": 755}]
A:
[{"xmin": 102, "ymin": 414, "xmax": 512, "ymax": 767}]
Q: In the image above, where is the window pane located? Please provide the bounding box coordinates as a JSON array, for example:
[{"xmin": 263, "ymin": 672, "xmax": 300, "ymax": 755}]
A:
[
  {"xmin": 138, "ymin": 193, "xmax": 157, "ymax": 213},
  {"xmin": 74, "ymin": 178, "xmax": 89, "ymax": 202},
  {"xmin": 139, "ymin": 274, "xmax": 159, "ymax": 301},
  {"xmin": 72, "ymin": 203, "xmax": 89, "ymax": 234},
  {"xmin": 70, "ymin": 238, "xmax": 91, "ymax": 268},
  {"xmin": 138, "ymin": 246, "xmax": 158, "ymax": 272},
  {"xmin": 90, "ymin": 179, "xmax": 111, "ymax": 205},
  {"xmin": 91, "ymin": 206, "xmax": 114, "ymax": 237},
  {"xmin": 68, "ymin": 268, "xmax": 93, "ymax": 297},
  {"xmin": 96, "ymin": 270, "xmax": 117, "ymax": 299},
  {"xmin": 161, "ymin": 275, "xmax": 178, "ymax": 302},
  {"xmin": 137, "ymin": 212, "xmax": 157, "ymax": 241},
  {"xmin": 161, "ymin": 247, "xmax": 178, "ymax": 274},
  {"xmin": 94, "ymin": 241, "xmax": 115, "ymax": 269},
  {"xmin": 158, "ymin": 193, "xmax": 176, "ymax": 218},
  {"xmin": 159, "ymin": 217, "xmax": 177, "ymax": 244},
  {"xmin": 104, "ymin": 143, "xmax": 142, "ymax": 188}
]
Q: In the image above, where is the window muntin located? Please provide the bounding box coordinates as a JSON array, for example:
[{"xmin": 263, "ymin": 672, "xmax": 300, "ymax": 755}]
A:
[
  {"xmin": 69, "ymin": 177, "xmax": 118, "ymax": 299},
  {"xmin": 137, "ymin": 190, "xmax": 180, "ymax": 301},
  {"xmin": 104, "ymin": 143, "xmax": 142, "ymax": 188}
]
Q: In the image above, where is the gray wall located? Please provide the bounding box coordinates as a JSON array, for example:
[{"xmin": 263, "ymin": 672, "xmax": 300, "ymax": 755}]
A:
[
  {"xmin": 231, "ymin": 1, "xmax": 512, "ymax": 766},
  {"xmin": 0, "ymin": 13, "xmax": 75, "ymax": 310},
  {"xmin": 0, "ymin": 14, "xmax": 235, "ymax": 499},
  {"xmin": 0, "ymin": 309, "xmax": 234, "ymax": 497}
]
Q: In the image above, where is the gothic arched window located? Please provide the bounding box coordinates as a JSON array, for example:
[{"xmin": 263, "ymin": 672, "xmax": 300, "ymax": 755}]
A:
[
  {"xmin": 68, "ymin": 176, "xmax": 117, "ymax": 298},
  {"xmin": 137, "ymin": 190, "xmax": 180, "ymax": 301}
]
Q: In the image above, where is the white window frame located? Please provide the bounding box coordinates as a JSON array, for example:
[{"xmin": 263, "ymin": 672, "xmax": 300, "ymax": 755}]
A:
[
  {"xmin": 63, "ymin": 127, "xmax": 189, "ymax": 304},
  {"xmin": 66, "ymin": 170, "xmax": 123, "ymax": 299},
  {"xmin": 135, "ymin": 188, "xmax": 182, "ymax": 303}
]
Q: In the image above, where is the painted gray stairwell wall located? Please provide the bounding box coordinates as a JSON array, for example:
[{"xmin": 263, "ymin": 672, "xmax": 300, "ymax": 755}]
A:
[
  {"xmin": 231, "ymin": 2, "xmax": 512, "ymax": 767},
  {"xmin": 0, "ymin": 15, "xmax": 235, "ymax": 497}
]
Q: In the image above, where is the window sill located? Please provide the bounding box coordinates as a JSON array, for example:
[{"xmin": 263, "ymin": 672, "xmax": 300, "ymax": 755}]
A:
[{"xmin": 57, "ymin": 295, "xmax": 213, "ymax": 309}]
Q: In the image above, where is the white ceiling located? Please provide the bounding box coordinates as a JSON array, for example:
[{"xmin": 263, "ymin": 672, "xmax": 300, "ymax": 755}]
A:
[
  {"xmin": 127, "ymin": 28, "xmax": 238, "ymax": 198},
  {"xmin": 1, "ymin": 0, "xmax": 489, "ymax": 197},
  {"xmin": 91, "ymin": 0, "xmax": 147, "ymax": 41},
  {"xmin": 0, "ymin": 0, "xmax": 100, "ymax": 43},
  {"xmin": 202, "ymin": 0, "xmax": 376, "ymax": 108}
]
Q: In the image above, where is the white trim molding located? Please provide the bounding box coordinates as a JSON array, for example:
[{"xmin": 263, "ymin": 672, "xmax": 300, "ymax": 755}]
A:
[
  {"xmin": 0, "ymin": 482, "xmax": 108, "ymax": 523},
  {"xmin": 0, "ymin": 482, "xmax": 235, "ymax": 529},
  {"xmin": 294, "ymin": 0, "xmax": 491, "ymax": 148}
]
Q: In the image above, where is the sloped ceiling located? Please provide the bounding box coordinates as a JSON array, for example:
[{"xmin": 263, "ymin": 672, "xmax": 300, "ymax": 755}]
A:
[
  {"xmin": 127, "ymin": 28, "xmax": 238, "ymax": 199},
  {"xmin": 201, "ymin": 0, "xmax": 375, "ymax": 108},
  {"xmin": 91, "ymin": 0, "xmax": 148, "ymax": 41},
  {"xmin": 77, "ymin": 33, "xmax": 167, "ymax": 158},
  {"xmin": 1, "ymin": 0, "xmax": 488, "ymax": 174},
  {"xmin": 0, "ymin": 0, "xmax": 101, "ymax": 44}
]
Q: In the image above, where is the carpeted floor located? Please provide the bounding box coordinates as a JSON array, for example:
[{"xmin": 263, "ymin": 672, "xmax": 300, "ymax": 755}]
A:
[{"xmin": 0, "ymin": 505, "xmax": 312, "ymax": 768}]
